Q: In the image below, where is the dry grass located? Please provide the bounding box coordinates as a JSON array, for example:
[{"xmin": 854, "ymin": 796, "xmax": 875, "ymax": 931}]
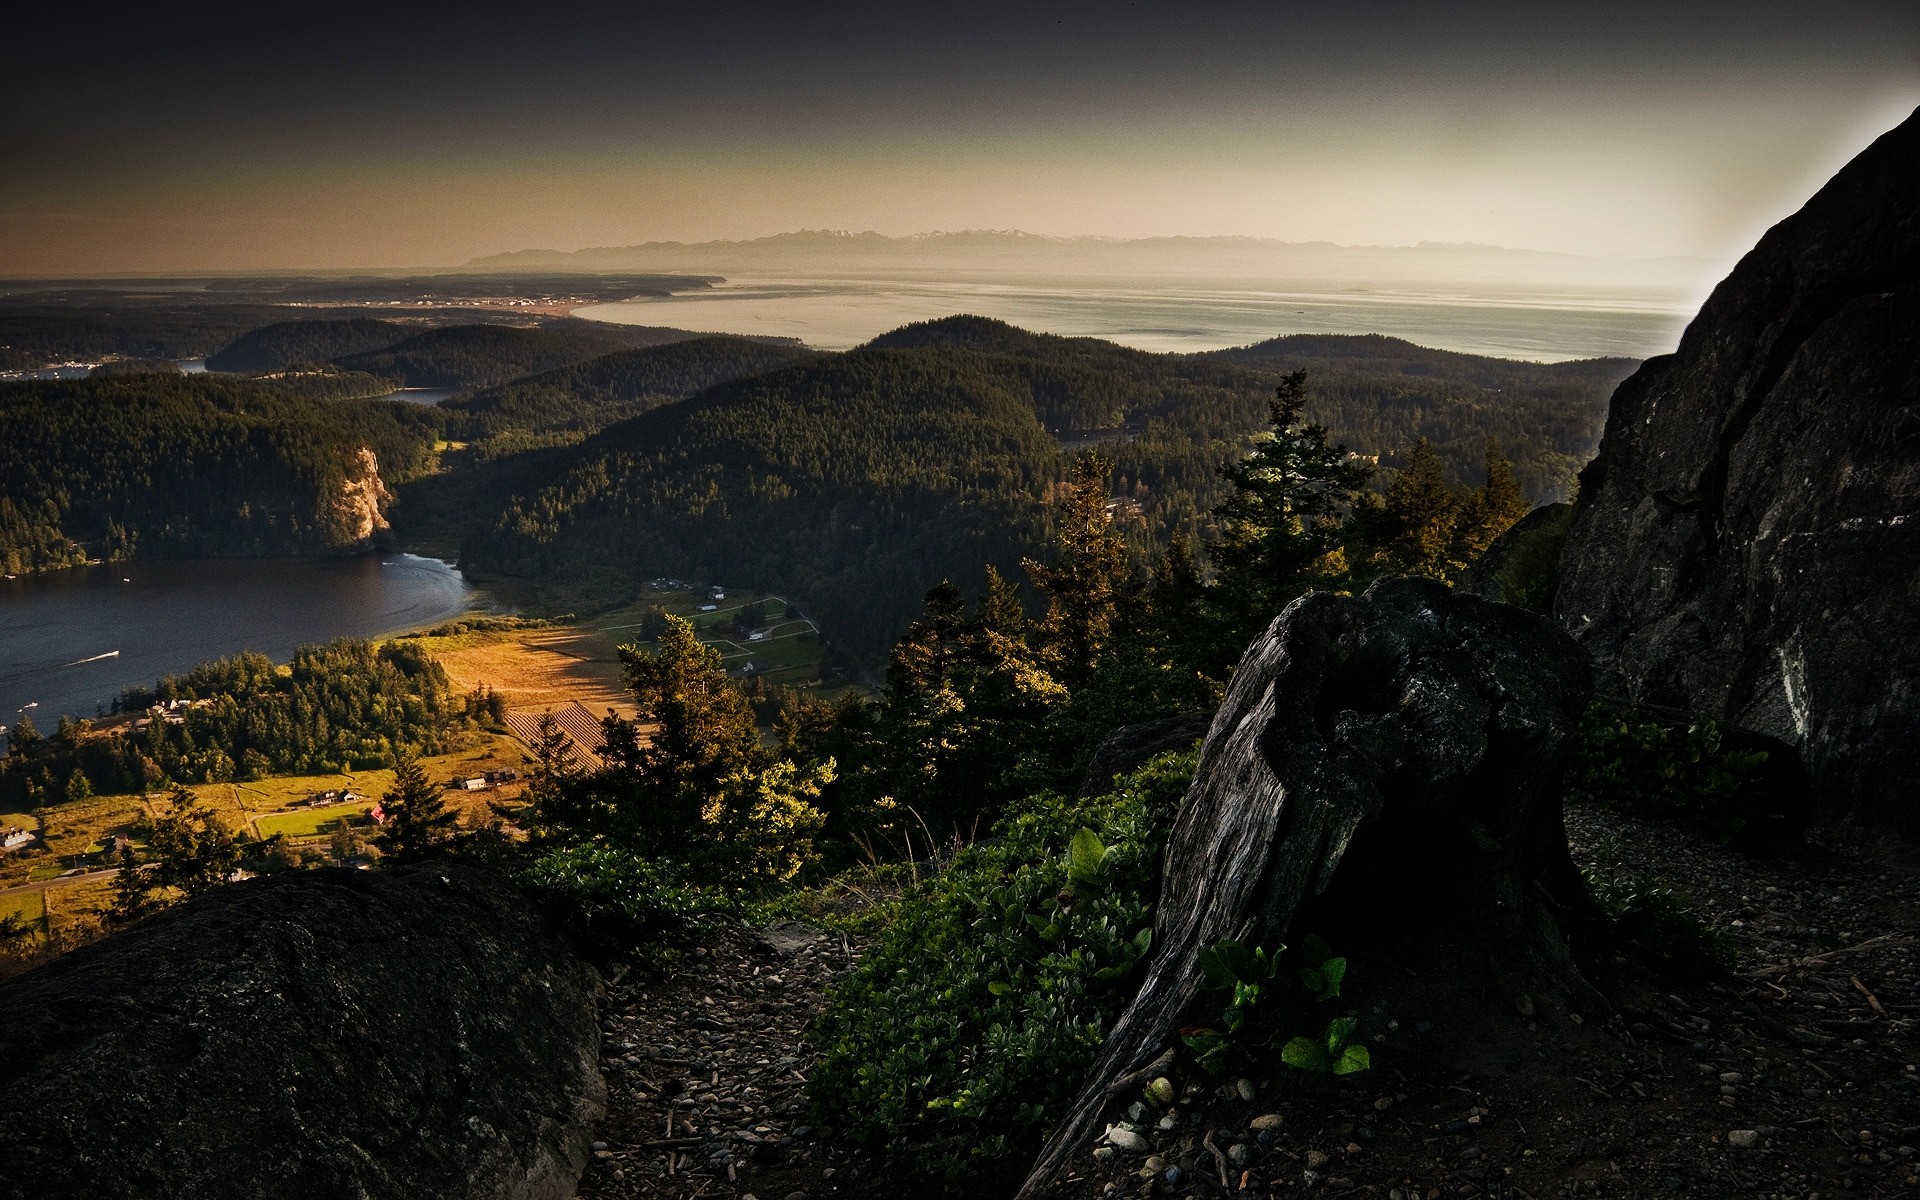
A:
[{"xmin": 416, "ymin": 627, "xmax": 635, "ymax": 719}]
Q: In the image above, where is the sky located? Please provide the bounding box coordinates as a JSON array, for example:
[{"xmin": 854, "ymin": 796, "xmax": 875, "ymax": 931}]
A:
[{"xmin": 3, "ymin": 1, "xmax": 1915, "ymax": 276}]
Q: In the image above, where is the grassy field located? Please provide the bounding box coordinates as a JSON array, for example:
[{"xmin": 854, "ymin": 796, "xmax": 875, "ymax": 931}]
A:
[
  {"xmin": 255, "ymin": 801, "xmax": 375, "ymax": 839},
  {"xmin": 0, "ymin": 889, "xmax": 46, "ymax": 928},
  {"xmin": 411, "ymin": 586, "xmax": 832, "ymax": 725},
  {"xmin": 42, "ymin": 875, "xmax": 114, "ymax": 939}
]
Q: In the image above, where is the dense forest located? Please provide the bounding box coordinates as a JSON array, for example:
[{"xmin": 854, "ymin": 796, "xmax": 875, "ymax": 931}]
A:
[
  {"xmin": 448, "ymin": 317, "xmax": 1629, "ymax": 661},
  {"xmin": 205, "ymin": 318, "xmax": 413, "ymax": 374},
  {"xmin": 0, "ymin": 306, "xmax": 1632, "ymax": 669},
  {"xmin": 457, "ymin": 346, "xmax": 1065, "ymax": 661},
  {"xmin": 442, "ymin": 336, "xmax": 815, "ymax": 437},
  {"xmin": 335, "ymin": 325, "xmax": 649, "ymax": 389},
  {"xmin": 0, "ymin": 376, "xmax": 439, "ymax": 573},
  {"xmin": 0, "ymin": 639, "xmax": 467, "ymax": 807},
  {"xmin": 0, "ymin": 305, "xmax": 320, "ymax": 370}
]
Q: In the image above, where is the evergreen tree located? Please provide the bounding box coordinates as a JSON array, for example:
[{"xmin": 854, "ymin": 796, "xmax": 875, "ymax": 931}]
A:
[
  {"xmin": 107, "ymin": 842, "xmax": 157, "ymax": 924},
  {"xmin": 601, "ymin": 614, "xmax": 765, "ymax": 845},
  {"xmin": 374, "ymin": 749, "xmax": 456, "ymax": 862},
  {"xmin": 518, "ymin": 709, "xmax": 584, "ymax": 840},
  {"xmin": 1452, "ymin": 436, "xmax": 1533, "ymax": 563},
  {"xmin": 1205, "ymin": 373, "xmax": 1373, "ymax": 658},
  {"xmin": 1370, "ymin": 438, "xmax": 1461, "ymax": 581},
  {"xmin": 147, "ymin": 786, "xmax": 241, "ymax": 897},
  {"xmin": 1023, "ymin": 453, "xmax": 1131, "ymax": 691}
]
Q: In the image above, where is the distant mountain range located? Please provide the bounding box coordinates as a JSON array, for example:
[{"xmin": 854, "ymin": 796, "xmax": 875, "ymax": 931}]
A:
[{"xmin": 465, "ymin": 230, "xmax": 1717, "ymax": 292}]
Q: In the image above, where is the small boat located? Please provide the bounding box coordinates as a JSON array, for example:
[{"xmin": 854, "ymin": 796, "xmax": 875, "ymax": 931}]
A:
[{"xmin": 20, "ymin": 701, "xmax": 38, "ymax": 709}]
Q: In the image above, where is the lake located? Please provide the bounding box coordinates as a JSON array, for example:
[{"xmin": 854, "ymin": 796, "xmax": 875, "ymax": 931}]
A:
[
  {"xmin": 0, "ymin": 554, "xmax": 494, "ymax": 736},
  {"xmin": 578, "ymin": 273, "xmax": 1699, "ymax": 362}
]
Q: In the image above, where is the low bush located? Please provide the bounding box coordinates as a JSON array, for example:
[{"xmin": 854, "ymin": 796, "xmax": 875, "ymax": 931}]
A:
[
  {"xmin": 515, "ymin": 839, "xmax": 739, "ymax": 952},
  {"xmin": 807, "ymin": 749, "xmax": 1194, "ymax": 1189},
  {"xmin": 1582, "ymin": 837, "xmax": 1731, "ymax": 969},
  {"xmin": 1565, "ymin": 703, "xmax": 1772, "ymax": 841}
]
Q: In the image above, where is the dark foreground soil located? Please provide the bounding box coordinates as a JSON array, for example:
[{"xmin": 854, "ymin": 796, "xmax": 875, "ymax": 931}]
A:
[{"xmin": 578, "ymin": 804, "xmax": 1918, "ymax": 1200}]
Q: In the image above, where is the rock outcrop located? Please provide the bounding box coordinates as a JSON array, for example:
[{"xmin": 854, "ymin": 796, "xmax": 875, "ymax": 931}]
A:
[
  {"xmin": 0, "ymin": 864, "xmax": 605, "ymax": 1200},
  {"xmin": 1553, "ymin": 109, "xmax": 1920, "ymax": 828},
  {"xmin": 1019, "ymin": 579, "xmax": 1595, "ymax": 1198},
  {"xmin": 1074, "ymin": 713, "xmax": 1211, "ymax": 797},
  {"xmin": 330, "ymin": 444, "xmax": 395, "ymax": 546}
]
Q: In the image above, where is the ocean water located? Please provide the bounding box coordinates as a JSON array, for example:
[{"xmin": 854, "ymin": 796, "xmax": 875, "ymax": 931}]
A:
[{"xmin": 578, "ymin": 273, "xmax": 1698, "ymax": 362}]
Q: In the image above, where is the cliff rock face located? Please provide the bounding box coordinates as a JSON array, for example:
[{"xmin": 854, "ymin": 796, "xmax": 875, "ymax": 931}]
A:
[
  {"xmin": 0, "ymin": 864, "xmax": 605, "ymax": 1200},
  {"xmin": 1553, "ymin": 109, "xmax": 1920, "ymax": 827},
  {"xmin": 330, "ymin": 444, "xmax": 394, "ymax": 545}
]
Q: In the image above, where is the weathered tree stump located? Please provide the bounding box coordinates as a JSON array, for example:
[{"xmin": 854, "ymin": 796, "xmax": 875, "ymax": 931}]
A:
[{"xmin": 1018, "ymin": 578, "xmax": 1597, "ymax": 1197}]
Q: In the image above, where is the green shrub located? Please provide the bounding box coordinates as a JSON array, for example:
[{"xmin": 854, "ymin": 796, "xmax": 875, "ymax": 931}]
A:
[
  {"xmin": 1565, "ymin": 703, "xmax": 1770, "ymax": 840},
  {"xmin": 807, "ymin": 750, "xmax": 1195, "ymax": 1188},
  {"xmin": 515, "ymin": 839, "xmax": 738, "ymax": 950},
  {"xmin": 1582, "ymin": 837, "xmax": 1731, "ymax": 968}
]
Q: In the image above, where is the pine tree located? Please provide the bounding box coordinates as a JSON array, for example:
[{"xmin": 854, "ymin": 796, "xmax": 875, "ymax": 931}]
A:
[
  {"xmin": 1206, "ymin": 373, "xmax": 1372, "ymax": 652},
  {"xmin": 1452, "ymin": 436, "xmax": 1533, "ymax": 563},
  {"xmin": 1023, "ymin": 452, "xmax": 1131, "ymax": 691},
  {"xmin": 516, "ymin": 710, "xmax": 583, "ymax": 840},
  {"xmin": 1372, "ymin": 438, "xmax": 1462, "ymax": 580},
  {"xmin": 147, "ymin": 786, "xmax": 240, "ymax": 897},
  {"xmin": 373, "ymin": 749, "xmax": 456, "ymax": 862},
  {"xmin": 108, "ymin": 842, "xmax": 157, "ymax": 924},
  {"xmin": 606, "ymin": 614, "xmax": 766, "ymax": 845}
]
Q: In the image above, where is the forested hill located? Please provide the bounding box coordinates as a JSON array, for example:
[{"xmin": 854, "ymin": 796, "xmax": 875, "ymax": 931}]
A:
[
  {"xmin": 0, "ymin": 305, "xmax": 320, "ymax": 371},
  {"xmin": 1206, "ymin": 333, "xmax": 1639, "ymax": 498},
  {"xmin": 443, "ymin": 337, "xmax": 816, "ymax": 436},
  {"xmin": 0, "ymin": 375, "xmax": 438, "ymax": 574},
  {"xmin": 336, "ymin": 324, "xmax": 639, "ymax": 389},
  {"xmin": 458, "ymin": 347, "xmax": 1068, "ymax": 660},
  {"xmin": 206, "ymin": 318, "xmax": 411, "ymax": 374}
]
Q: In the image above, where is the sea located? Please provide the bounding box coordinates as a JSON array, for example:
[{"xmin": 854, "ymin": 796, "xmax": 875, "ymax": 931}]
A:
[{"xmin": 576, "ymin": 273, "xmax": 1700, "ymax": 362}]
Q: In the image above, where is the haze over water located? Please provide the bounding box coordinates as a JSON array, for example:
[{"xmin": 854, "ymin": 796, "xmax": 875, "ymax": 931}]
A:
[{"xmin": 580, "ymin": 273, "xmax": 1695, "ymax": 361}]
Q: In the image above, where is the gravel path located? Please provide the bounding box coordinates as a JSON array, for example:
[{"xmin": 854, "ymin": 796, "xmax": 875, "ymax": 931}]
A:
[{"xmin": 575, "ymin": 919, "xmax": 895, "ymax": 1200}]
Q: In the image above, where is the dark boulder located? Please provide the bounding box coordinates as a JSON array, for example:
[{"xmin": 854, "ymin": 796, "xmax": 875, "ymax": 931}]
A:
[
  {"xmin": 1018, "ymin": 579, "xmax": 1595, "ymax": 1198},
  {"xmin": 1553, "ymin": 108, "xmax": 1920, "ymax": 828},
  {"xmin": 1457, "ymin": 500, "xmax": 1572, "ymax": 611},
  {"xmin": 1075, "ymin": 712, "xmax": 1211, "ymax": 797},
  {"xmin": 0, "ymin": 863, "xmax": 604, "ymax": 1200}
]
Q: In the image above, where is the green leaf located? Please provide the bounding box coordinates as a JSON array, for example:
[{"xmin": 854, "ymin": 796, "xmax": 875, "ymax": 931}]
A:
[
  {"xmin": 1317, "ymin": 956, "xmax": 1346, "ymax": 997},
  {"xmin": 1197, "ymin": 943, "xmax": 1240, "ymax": 990},
  {"xmin": 1334, "ymin": 1044, "xmax": 1372, "ymax": 1075},
  {"xmin": 1281, "ymin": 1035, "xmax": 1330, "ymax": 1072},
  {"xmin": 1066, "ymin": 827, "xmax": 1108, "ymax": 887},
  {"xmin": 1325, "ymin": 1016, "xmax": 1358, "ymax": 1052},
  {"xmin": 986, "ymin": 980, "xmax": 1012, "ymax": 996}
]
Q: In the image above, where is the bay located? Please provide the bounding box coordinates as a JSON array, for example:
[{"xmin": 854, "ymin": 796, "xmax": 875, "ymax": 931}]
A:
[{"xmin": 0, "ymin": 554, "xmax": 494, "ymax": 735}]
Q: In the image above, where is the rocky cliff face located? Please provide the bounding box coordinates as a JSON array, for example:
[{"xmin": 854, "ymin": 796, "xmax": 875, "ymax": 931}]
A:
[
  {"xmin": 1553, "ymin": 108, "xmax": 1920, "ymax": 828},
  {"xmin": 330, "ymin": 444, "xmax": 394, "ymax": 545},
  {"xmin": 0, "ymin": 864, "xmax": 605, "ymax": 1200}
]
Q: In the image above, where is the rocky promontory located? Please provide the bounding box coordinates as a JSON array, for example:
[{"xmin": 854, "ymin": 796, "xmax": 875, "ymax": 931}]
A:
[
  {"xmin": 1553, "ymin": 107, "xmax": 1920, "ymax": 829},
  {"xmin": 0, "ymin": 863, "xmax": 605, "ymax": 1200}
]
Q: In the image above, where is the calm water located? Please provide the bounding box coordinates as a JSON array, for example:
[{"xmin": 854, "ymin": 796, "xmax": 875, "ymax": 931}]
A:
[
  {"xmin": 579, "ymin": 273, "xmax": 1698, "ymax": 362},
  {"xmin": 0, "ymin": 554, "xmax": 492, "ymax": 735}
]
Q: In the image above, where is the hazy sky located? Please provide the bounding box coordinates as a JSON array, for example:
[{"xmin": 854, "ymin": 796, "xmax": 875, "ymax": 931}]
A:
[{"xmin": 3, "ymin": 1, "xmax": 1914, "ymax": 275}]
